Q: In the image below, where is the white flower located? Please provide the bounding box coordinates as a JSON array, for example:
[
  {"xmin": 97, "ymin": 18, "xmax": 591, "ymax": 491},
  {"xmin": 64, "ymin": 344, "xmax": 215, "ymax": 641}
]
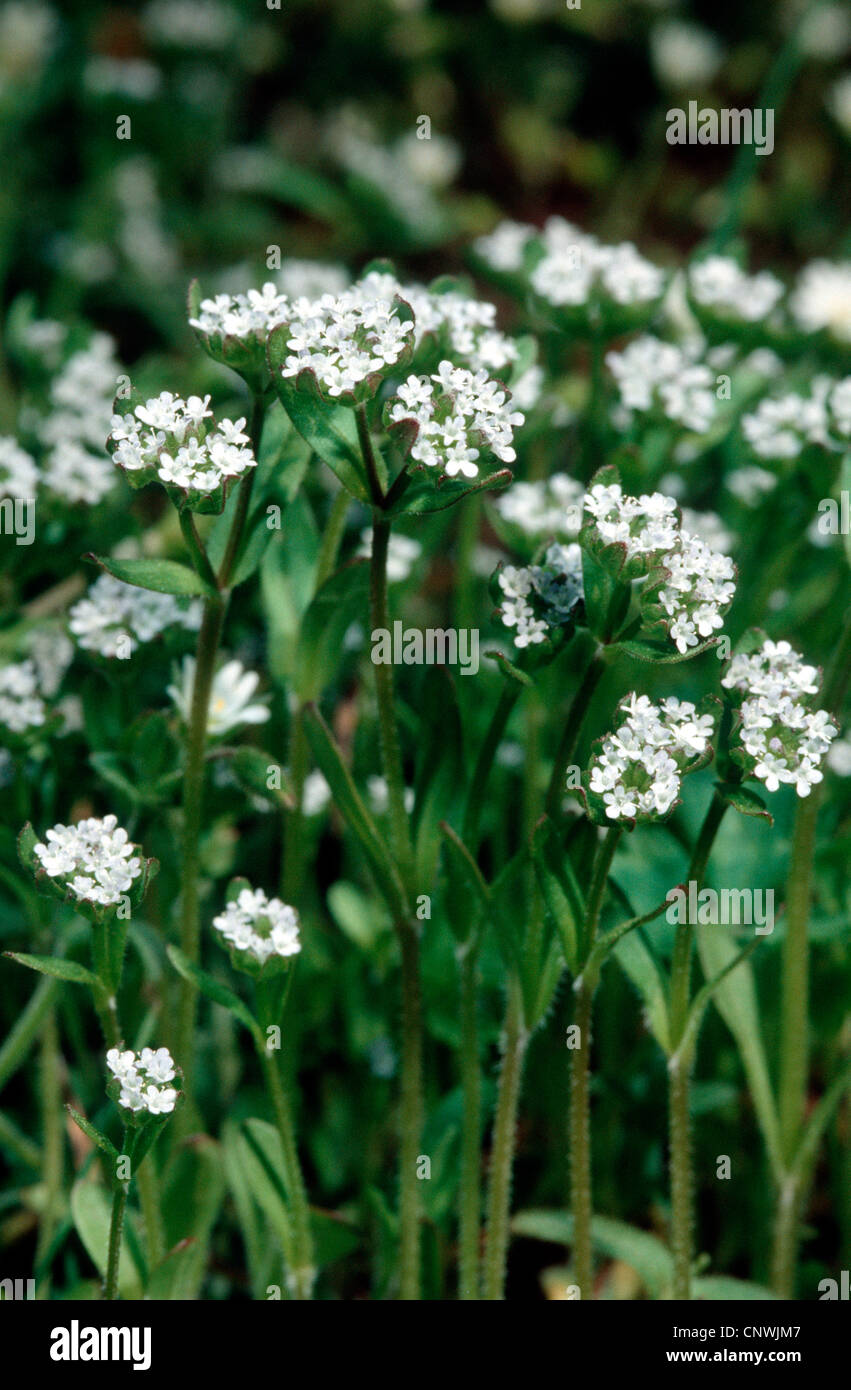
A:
[
  {"xmin": 276, "ymin": 259, "xmax": 350, "ymax": 301},
  {"xmin": 741, "ymin": 379, "xmax": 833, "ymax": 461},
  {"xmin": 583, "ymin": 484, "xmax": 736, "ymax": 654},
  {"xmin": 606, "ymin": 335, "xmax": 717, "ymax": 433},
  {"xmin": 0, "ymin": 659, "xmax": 47, "ymax": 733},
  {"xmin": 586, "ymin": 693, "xmax": 714, "ymax": 823},
  {"xmin": 495, "ymin": 473, "xmax": 585, "ymax": 538},
  {"xmin": 190, "ymin": 282, "xmax": 290, "ymax": 341},
  {"xmin": 278, "ymin": 277, "xmax": 415, "ymax": 401},
  {"xmin": 790, "ymin": 260, "xmax": 851, "ymax": 343},
  {"xmin": 650, "ymin": 21, "xmax": 723, "ymax": 87},
  {"xmin": 367, "ymin": 776, "xmax": 415, "ymax": 816},
  {"xmin": 107, "ymin": 1045, "xmax": 179, "ymax": 1116},
  {"xmin": 722, "ymin": 639, "xmax": 838, "ymax": 797},
  {"xmin": 69, "ymin": 574, "xmax": 201, "ymax": 658},
  {"xmin": 143, "ymin": 0, "xmax": 239, "ymax": 48},
  {"xmin": 473, "ymin": 220, "xmax": 535, "ymax": 273},
  {"xmin": 301, "ymin": 769, "xmax": 331, "ymax": 816},
  {"xmin": 168, "ymin": 657, "xmax": 270, "ymax": 736},
  {"xmin": 688, "ymin": 256, "xmax": 784, "ymax": 323},
  {"xmin": 826, "ymin": 736, "xmax": 851, "ymax": 776},
  {"xmin": 828, "ymin": 72, "xmax": 851, "ymax": 136},
  {"xmin": 387, "ymin": 361, "xmax": 524, "ymax": 477},
  {"xmin": 34, "ymin": 814, "xmax": 143, "ymax": 906},
  {"xmin": 0, "ymin": 437, "xmax": 38, "ymax": 499},
  {"xmin": 213, "ymin": 886, "xmax": 301, "ymax": 965},
  {"xmin": 110, "ymin": 393, "xmax": 256, "ymax": 498}
]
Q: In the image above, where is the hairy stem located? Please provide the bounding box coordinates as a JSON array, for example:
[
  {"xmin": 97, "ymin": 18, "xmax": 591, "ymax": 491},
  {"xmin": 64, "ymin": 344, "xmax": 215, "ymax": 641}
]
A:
[
  {"xmin": 545, "ymin": 647, "xmax": 605, "ymax": 819},
  {"xmin": 398, "ymin": 923, "xmax": 424, "ymax": 1300},
  {"xmin": 104, "ymin": 1130, "xmax": 130, "ymax": 1302},
  {"xmin": 463, "ymin": 682, "xmax": 520, "ymax": 849},
  {"xmin": 482, "ymin": 982, "xmax": 528, "ymax": 1300},
  {"xmin": 260, "ymin": 1046, "xmax": 315, "ymax": 1300},
  {"xmin": 458, "ymin": 943, "xmax": 482, "ymax": 1299},
  {"xmin": 569, "ymin": 980, "xmax": 594, "ymax": 1299},
  {"xmin": 669, "ymin": 1059, "xmax": 692, "ymax": 1299}
]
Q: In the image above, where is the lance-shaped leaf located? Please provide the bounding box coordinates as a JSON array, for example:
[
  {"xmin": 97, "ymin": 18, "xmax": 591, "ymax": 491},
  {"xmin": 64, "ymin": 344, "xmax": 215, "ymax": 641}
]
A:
[
  {"xmin": 532, "ymin": 817, "xmax": 585, "ymax": 975},
  {"xmin": 85, "ymin": 553, "xmax": 217, "ymax": 600},
  {"xmin": 167, "ymin": 946, "xmax": 264, "ymax": 1049},
  {"xmin": 294, "ymin": 560, "xmax": 369, "ymax": 702}
]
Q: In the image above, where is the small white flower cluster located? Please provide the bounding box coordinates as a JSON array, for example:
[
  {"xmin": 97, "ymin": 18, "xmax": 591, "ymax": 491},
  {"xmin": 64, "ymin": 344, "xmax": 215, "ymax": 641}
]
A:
[
  {"xmin": 583, "ymin": 483, "xmax": 736, "ymax": 653},
  {"xmin": 497, "ymin": 543, "xmax": 583, "ymax": 649},
  {"xmin": 475, "ymin": 218, "xmax": 665, "ymax": 314},
  {"xmin": 39, "ymin": 334, "xmax": 123, "ymax": 505},
  {"xmin": 329, "ymin": 118, "xmax": 457, "ymax": 233},
  {"xmin": 387, "ymin": 361, "xmax": 523, "ymax": 478},
  {"xmin": 494, "ymin": 472, "xmax": 584, "ymax": 537},
  {"xmin": 687, "ymin": 256, "xmax": 784, "ymax": 323},
  {"xmin": 587, "ymin": 693, "xmax": 715, "ymax": 822},
  {"xmin": 0, "ymin": 437, "xmax": 38, "ymax": 499},
  {"xmin": 213, "ymin": 887, "xmax": 301, "ymax": 965},
  {"xmin": 606, "ymin": 335, "xmax": 718, "ymax": 434},
  {"xmin": 189, "ymin": 282, "xmax": 289, "ymax": 341},
  {"xmin": 276, "ymin": 259, "xmax": 350, "ymax": 301},
  {"xmin": 722, "ymin": 639, "xmax": 838, "ymax": 797},
  {"xmin": 790, "ymin": 260, "xmax": 851, "ymax": 344},
  {"xmin": 279, "ymin": 280, "xmax": 415, "ymax": 401},
  {"xmin": 107, "ymin": 1047, "xmax": 179, "ymax": 1116},
  {"xmin": 826, "ymin": 376, "xmax": 851, "ymax": 442},
  {"xmin": 741, "ymin": 379, "xmax": 832, "ymax": 460},
  {"xmin": 169, "ymin": 656, "xmax": 269, "ymax": 736},
  {"xmin": 110, "ymin": 392, "xmax": 256, "ymax": 496},
  {"xmin": 359, "ymin": 270, "xmax": 519, "ymax": 376},
  {"xmin": 0, "ymin": 660, "xmax": 47, "ymax": 734},
  {"xmin": 650, "ymin": 20, "xmax": 723, "ymax": 87},
  {"xmin": 69, "ymin": 574, "xmax": 201, "ymax": 659},
  {"xmin": 33, "ymin": 814, "xmax": 142, "ymax": 906}
]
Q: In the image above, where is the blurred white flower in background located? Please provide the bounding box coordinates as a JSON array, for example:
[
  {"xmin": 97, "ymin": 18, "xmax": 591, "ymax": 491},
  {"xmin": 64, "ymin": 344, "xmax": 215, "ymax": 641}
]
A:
[
  {"xmin": 169, "ymin": 657, "xmax": 270, "ymax": 736},
  {"xmin": 650, "ymin": 21, "xmax": 724, "ymax": 88}
]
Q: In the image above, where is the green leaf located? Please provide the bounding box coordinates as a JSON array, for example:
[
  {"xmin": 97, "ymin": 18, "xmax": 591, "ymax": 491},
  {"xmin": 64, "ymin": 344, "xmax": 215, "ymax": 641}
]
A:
[
  {"xmin": 676, "ymin": 937, "xmax": 761, "ymax": 1067},
  {"xmin": 616, "ymin": 636, "xmax": 720, "ymax": 664},
  {"xmin": 693, "ymin": 1275, "xmax": 780, "ymax": 1300},
  {"xmin": 4, "ymin": 952, "xmax": 102, "ymax": 991},
  {"xmin": 696, "ymin": 925, "xmax": 783, "ymax": 1179},
  {"xmin": 303, "ymin": 705, "xmax": 408, "ymax": 919},
  {"xmin": 715, "ymin": 780, "xmax": 774, "ymax": 825},
  {"xmin": 70, "ymin": 1180, "xmax": 144, "ymax": 1298},
  {"xmin": 512, "ymin": 1209, "xmax": 673, "ymax": 1299},
  {"xmin": 385, "ymin": 466, "xmax": 512, "ymax": 518},
  {"xmin": 532, "ymin": 817, "xmax": 585, "ymax": 975},
  {"xmin": 166, "ymin": 946, "xmax": 263, "ymax": 1047},
  {"xmin": 145, "ymin": 1239, "xmax": 199, "ymax": 1300},
  {"xmin": 613, "ymin": 931, "xmax": 671, "ymax": 1053},
  {"xmin": 439, "ymin": 821, "xmax": 491, "ymax": 943},
  {"xmin": 294, "ymin": 561, "xmax": 369, "ymax": 702},
  {"xmin": 159, "ymin": 1136, "xmax": 225, "ymax": 1299},
  {"xmin": 266, "ymin": 335, "xmax": 369, "ymax": 501},
  {"xmin": 85, "ymin": 553, "xmax": 217, "ymax": 599},
  {"xmin": 231, "ymin": 747, "xmax": 296, "ymax": 808},
  {"xmin": 66, "ymin": 1107, "xmax": 120, "ymax": 1167}
]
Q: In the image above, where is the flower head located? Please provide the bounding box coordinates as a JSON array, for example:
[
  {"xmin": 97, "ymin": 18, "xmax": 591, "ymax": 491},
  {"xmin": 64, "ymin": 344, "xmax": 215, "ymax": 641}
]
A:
[
  {"xmin": 386, "ymin": 360, "xmax": 523, "ymax": 478},
  {"xmin": 213, "ymin": 886, "xmax": 301, "ymax": 969},
  {"xmin": 33, "ymin": 814, "xmax": 143, "ymax": 907},
  {"xmin": 275, "ymin": 277, "xmax": 415, "ymax": 404},
  {"xmin": 109, "ymin": 392, "xmax": 256, "ymax": 511},
  {"xmin": 168, "ymin": 656, "xmax": 270, "ymax": 736},
  {"xmin": 106, "ymin": 1045, "xmax": 180, "ymax": 1118},
  {"xmin": 70, "ymin": 574, "xmax": 201, "ymax": 659},
  {"xmin": 584, "ymin": 694, "xmax": 715, "ymax": 824},
  {"xmin": 496, "ymin": 543, "xmax": 583, "ymax": 651}
]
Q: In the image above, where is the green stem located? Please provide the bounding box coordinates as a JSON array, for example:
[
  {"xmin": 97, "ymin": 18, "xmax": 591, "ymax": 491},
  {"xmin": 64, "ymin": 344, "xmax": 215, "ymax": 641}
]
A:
[
  {"xmin": 104, "ymin": 1130, "xmax": 130, "ymax": 1301},
  {"xmin": 457, "ymin": 943, "xmax": 482, "ymax": 1299},
  {"xmin": 462, "ymin": 682, "xmax": 520, "ymax": 849},
  {"xmin": 369, "ymin": 515, "xmax": 415, "ymax": 891},
  {"xmin": 136, "ymin": 1158, "xmax": 165, "ymax": 1272},
  {"xmin": 398, "ymin": 923, "xmax": 423, "ymax": 1300},
  {"xmin": 770, "ymin": 1176, "xmax": 801, "ymax": 1299},
  {"xmin": 282, "ymin": 703, "xmax": 307, "ymax": 902},
  {"xmin": 260, "ymin": 1047, "xmax": 315, "ymax": 1300},
  {"xmin": 356, "ymin": 403, "xmax": 384, "ymax": 505},
  {"xmin": 666, "ymin": 790, "xmax": 729, "ymax": 1300},
  {"xmin": 35, "ymin": 1010, "xmax": 63, "ymax": 1291},
  {"xmin": 545, "ymin": 647, "xmax": 605, "ymax": 819},
  {"xmin": 482, "ymin": 982, "xmax": 528, "ymax": 1300},
  {"xmin": 669, "ymin": 1059, "xmax": 692, "ymax": 1300},
  {"xmin": 569, "ymin": 979, "xmax": 594, "ymax": 1299},
  {"xmin": 218, "ymin": 395, "xmax": 266, "ymax": 589}
]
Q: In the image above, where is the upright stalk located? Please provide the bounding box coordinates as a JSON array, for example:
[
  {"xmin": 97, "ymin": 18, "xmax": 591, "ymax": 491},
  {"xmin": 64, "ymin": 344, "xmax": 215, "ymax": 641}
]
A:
[
  {"xmin": 176, "ymin": 393, "xmax": 266, "ymax": 1080},
  {"xmin": 666, "ymin": 790, "xmax": 728, "ymax": 1299},
  {"xmin": 569, "ymin": 825, "xmax": 621, "ymax": 1299},
  {"xmin": 482, "ymin": 981, "xmax": 528, "ymax": 1299},
  {"xmin": 104, "ymin": 1127, "xmax": 130, "ymax": 1301},
  {"xmin": 545, "ymin": 647, "xmax": 605, "ymax": 818},
  {"xmin": 457, "ymin": 941, "xmax": 481, "ymax": 1300},
  {"xmin": 35, "ymin": 1011, "xmax": 63, "ymax": 1291},
  {"xmin": 260, "ymin": 1048, "xmax": 315, "ymax": 1300},
  {"xmin": 362, "ymin": 412, "xmax": 422, "ymax": 1299}
]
